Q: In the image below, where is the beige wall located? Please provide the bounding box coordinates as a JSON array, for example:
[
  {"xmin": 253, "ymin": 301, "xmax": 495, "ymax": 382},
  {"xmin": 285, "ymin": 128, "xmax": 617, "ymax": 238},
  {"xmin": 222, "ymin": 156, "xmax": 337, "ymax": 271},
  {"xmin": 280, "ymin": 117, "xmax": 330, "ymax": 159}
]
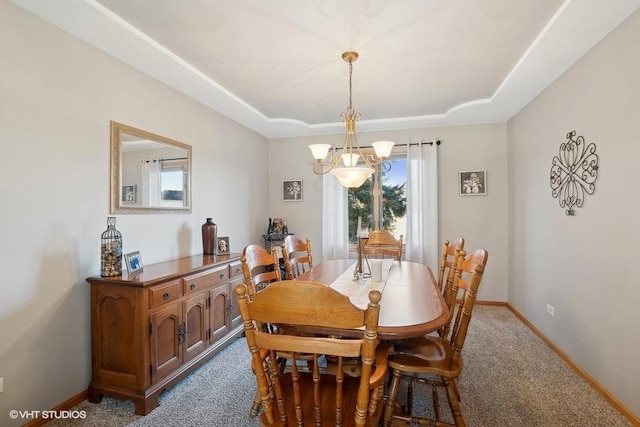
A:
[
  {"xmin": 0, "ymin": 3, "xmax": 269, "ymax": 425},
  {"xmin": 269, "ymin": 123, "xmax": 509, "ymax": 302},
  {"xmin": 507, "ymin": 9, "xmax": 640, "ymax": 418},
  {"xmin": 2, "ymin": 0, "xmax": 639, "ymax": 423}
]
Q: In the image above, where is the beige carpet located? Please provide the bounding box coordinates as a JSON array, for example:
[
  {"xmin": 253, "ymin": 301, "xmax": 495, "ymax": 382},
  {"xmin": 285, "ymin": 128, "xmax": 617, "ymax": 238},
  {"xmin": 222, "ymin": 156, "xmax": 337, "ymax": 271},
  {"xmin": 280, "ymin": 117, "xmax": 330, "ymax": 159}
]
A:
[{"xmin": 48, "ymin": 306, "xmax": 633, "ymax": 426}]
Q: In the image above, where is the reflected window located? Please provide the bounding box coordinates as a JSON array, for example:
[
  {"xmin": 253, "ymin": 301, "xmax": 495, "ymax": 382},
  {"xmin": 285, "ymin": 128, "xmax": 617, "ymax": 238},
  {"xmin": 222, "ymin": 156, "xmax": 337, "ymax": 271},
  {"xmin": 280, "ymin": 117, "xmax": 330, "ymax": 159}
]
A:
[{"xmin": 160, "ymin": 159, "xmax": 188, "ymax": 206}]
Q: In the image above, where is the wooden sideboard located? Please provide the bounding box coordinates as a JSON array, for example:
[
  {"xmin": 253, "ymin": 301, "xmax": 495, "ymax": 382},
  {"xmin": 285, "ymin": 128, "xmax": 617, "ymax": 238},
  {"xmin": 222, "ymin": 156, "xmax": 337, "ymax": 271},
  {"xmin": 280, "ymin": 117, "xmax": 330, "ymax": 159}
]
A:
[{"xmin": 86, "ymin": 254, "xmax": 245, "ymax": 415}]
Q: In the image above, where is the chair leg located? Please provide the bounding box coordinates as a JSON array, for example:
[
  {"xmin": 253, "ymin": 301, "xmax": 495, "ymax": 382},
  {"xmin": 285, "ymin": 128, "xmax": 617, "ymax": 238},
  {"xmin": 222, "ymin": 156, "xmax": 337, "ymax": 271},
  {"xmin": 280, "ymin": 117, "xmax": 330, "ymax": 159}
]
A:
[
  {"xmin": 249, "ymin": 388, "xmax": 262, "ymax": 417},
  {"xmin": 444, "ymin": 377, "xmax": 465, "ymax": 427},
  {"xmin": 382, "ymin": 369, "xmax": 402, "ymax": 427},
  {"xmin": 452, "ymin": 378, "xmax": 461, "ymax": 402},
  {"xmin": 433, "ymin": 382, "xmax": 441, "ymax": 421},
  {"xmin": 368, "ymin": 385, "xmax": 383, "ymax": 416},
  {"xmin": 406, "ymin": 377, "xmax": 414, "ymax": 416}
]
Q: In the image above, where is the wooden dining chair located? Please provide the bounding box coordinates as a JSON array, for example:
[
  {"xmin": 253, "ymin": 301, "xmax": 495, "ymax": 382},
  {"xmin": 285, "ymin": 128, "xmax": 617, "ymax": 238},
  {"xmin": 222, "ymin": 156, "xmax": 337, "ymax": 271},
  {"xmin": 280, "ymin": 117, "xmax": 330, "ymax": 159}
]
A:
[
  {"xmin": 241, "ymin": 243, "xmax": 285, "ymax": 416},
  {"xmin": 435, "ymin": 238, "xmax": 465, "ymax": 337},
  {"xmin": 383, "ymin": 249, "xmax": 488, "ymax": 427},
  {"xmin": 362, "ymin": 230, "xmax": 403, "ymax": 261},
  {"xmin": 236, "ymin": 280, "xmax": 392, "ymax": 427},
  {"xmin": 241, "ymin": 244, "xmax": 281, "ymax": 299},
  {"xmin": 281, "ymin": 235, "xmax": 313, "ymax": 279},
  {"xmin": 437, "ymin": 237, "xmax": 465, "ymax": 295}
]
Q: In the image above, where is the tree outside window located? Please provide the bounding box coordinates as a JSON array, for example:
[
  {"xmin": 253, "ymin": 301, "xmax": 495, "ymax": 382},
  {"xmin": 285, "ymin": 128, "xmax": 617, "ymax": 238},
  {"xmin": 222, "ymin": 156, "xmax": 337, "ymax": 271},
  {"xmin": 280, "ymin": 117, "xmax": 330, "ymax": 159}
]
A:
[{"xmin": 348, "ymin": 157, "xmax": 407, "ymax": 243}]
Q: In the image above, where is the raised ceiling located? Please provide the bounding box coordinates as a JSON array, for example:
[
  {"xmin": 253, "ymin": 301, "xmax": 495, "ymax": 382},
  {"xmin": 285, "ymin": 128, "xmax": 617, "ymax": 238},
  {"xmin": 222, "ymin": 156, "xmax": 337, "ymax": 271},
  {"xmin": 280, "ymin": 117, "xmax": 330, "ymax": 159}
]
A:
[{"xmin": 12, "ymin": 0, "xmax": 640, "ymax": 138}]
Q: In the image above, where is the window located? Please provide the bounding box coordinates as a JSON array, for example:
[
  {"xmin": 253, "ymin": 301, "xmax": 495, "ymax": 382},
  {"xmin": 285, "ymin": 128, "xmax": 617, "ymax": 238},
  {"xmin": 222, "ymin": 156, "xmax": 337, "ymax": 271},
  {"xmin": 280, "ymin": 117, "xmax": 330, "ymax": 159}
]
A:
[{"xmin": 348, "ymin": 151, "xmax": 407, "ymax": 243}]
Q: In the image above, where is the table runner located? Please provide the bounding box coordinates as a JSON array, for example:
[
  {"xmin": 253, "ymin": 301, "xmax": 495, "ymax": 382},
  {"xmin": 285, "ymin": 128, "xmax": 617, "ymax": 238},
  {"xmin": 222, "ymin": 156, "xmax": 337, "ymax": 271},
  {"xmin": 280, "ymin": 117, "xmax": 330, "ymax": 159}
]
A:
[{"xmin": 329, "ymin": 259, "xmax": 395, "ymax": 309}]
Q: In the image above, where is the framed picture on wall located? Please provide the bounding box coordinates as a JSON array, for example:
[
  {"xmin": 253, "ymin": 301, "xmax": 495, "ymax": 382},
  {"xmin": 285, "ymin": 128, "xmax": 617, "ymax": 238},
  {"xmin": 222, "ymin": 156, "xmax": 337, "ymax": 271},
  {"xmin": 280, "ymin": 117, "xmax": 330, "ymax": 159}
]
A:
[
  {"xmin": 283, "ymin": 180, "xmax": 303, "ymax": 201},
  {"xmin": 217, "ymin": 237, "xmax": 230, "ymax": 255},
  {"xmin": 459, "ymin": 170, "xmax": 486, "ymax": 196},
  {"xmin": 122, "ymin": 184, "xmax": 136, "ymax": 203}
]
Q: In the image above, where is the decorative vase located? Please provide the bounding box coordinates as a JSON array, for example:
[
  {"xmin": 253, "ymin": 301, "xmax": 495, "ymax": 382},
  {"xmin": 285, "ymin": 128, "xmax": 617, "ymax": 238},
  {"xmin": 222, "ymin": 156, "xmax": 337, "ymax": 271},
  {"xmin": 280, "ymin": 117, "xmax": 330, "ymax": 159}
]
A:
[
  {"xmin": 202, "ymin": 218, "xmax": 217, "ymax": 255},
  {"xmin": 101, "ymin": 217, "xmax": 122, "ymax": 277},
  {"xmin": 267, "ymin": 218, "xmax": 273, "ymax": 234},
  {"xmin": 282, "ymin": 218, "xmax": 288, "ymax": 235}
]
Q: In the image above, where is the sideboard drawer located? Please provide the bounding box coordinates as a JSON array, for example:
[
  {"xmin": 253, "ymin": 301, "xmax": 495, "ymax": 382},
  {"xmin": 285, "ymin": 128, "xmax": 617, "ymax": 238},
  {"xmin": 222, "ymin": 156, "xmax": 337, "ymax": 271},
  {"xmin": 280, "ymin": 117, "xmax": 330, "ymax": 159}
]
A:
[
  {"xmin": 149, "ymin": 280, "xmax": 182, "ymax": 309},
  {"xmin": 229, "ymin": 261, "xmax": 243, "ymax": 279},
  {"xmin": 183, "ymin": 266, "xmax": 229, "ymax": 295}
]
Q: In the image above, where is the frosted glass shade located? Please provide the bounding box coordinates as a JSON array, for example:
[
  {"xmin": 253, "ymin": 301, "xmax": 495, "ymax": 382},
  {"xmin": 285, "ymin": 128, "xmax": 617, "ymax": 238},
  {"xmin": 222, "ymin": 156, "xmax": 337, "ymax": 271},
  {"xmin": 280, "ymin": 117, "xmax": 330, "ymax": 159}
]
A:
[
  {"xmin": 330, "ymin": 167, "xmax": 374, "ymax": 188},
  {"xmin": 341, "ymin": 153, "xmax": 360, "ymax": 167},
  {"xmin": 309, "ymin": 144, "xmax": 331, "ymax": 161},
  {"xmin": 372, "ymin": 140, "xmax": 395, "ymax": 159}
]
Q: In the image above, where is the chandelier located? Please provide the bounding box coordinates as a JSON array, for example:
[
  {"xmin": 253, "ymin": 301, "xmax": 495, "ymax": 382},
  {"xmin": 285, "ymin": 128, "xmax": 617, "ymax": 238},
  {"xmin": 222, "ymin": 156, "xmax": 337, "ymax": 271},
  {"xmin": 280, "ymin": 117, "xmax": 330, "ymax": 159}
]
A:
[{"xmin": 309, "ymin": 51, "xmax": 394, "ymax": 188}]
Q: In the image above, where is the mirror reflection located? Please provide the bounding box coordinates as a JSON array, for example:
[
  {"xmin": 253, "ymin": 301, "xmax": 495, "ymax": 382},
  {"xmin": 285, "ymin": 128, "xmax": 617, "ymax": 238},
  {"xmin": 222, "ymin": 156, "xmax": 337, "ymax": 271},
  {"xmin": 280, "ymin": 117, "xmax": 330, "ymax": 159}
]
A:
[{"xmin": 110, "ymin": 121, "xmax": 192, "ymax": 213}]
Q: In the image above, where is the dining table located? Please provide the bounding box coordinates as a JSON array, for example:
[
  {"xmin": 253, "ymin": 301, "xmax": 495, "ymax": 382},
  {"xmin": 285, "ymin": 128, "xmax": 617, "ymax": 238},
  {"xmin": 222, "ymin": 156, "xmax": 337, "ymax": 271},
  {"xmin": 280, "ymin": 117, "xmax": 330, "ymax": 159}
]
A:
[{"xmin": 294, "ymin": 258, "xmax": 449, "ymax": 340}]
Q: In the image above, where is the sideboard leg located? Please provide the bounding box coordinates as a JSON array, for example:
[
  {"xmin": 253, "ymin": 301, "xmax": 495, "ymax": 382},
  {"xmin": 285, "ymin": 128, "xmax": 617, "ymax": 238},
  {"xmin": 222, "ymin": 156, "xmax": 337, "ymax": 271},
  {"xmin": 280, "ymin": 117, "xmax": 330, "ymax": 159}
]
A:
[
  {"xmin": 134, "ymin": 396, "xmax": 159, "ymax": 416},
  {"xmin": 87, "ymin": 387, "xmax": 103, "ymax": 404}
]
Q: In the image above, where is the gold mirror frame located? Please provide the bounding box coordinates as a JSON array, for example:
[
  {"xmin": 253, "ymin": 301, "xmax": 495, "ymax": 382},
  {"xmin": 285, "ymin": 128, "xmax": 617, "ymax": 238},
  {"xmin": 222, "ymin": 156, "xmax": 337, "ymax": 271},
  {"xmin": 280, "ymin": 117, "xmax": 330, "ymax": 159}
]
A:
[{"xmin": 110, "ymin": 121, "xmax": 192, "ymax": 214}]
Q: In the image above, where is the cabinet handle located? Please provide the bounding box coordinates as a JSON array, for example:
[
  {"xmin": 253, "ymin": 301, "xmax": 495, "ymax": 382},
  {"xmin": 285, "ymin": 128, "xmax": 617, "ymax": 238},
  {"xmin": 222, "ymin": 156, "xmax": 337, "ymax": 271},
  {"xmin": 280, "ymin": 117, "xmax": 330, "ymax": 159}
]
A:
[
  {"xmin": 190, "ymin": 283, "xmax": 196, "ymax": 290},
  {"xmin": 219, "ymin": 273, "xmax": 225, "ymax": 279},
  {"xmin": 163, "ymin": 292, "xmax": 170, "ymax": 300}
]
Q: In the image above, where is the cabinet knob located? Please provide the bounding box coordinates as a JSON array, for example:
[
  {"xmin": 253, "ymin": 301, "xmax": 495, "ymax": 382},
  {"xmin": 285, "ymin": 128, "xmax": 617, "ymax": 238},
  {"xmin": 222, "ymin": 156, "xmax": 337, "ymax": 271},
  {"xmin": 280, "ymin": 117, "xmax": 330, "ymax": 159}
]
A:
[
  {"xmin": 190, "ymin": 283, "xmax": 196, "ymax": 290},
  {"xmin": 219, "ymin": 273, "xmax": 225, "ymax": 279},
  {"xmin": 163, "ymin": 292, "xmax": 170, "ymax": 300}
]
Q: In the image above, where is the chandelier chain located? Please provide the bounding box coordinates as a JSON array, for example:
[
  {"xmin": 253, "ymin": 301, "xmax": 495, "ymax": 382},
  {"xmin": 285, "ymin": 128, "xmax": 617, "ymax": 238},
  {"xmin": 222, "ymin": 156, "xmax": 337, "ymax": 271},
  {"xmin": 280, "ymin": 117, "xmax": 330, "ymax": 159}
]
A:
[{"xmin": 348, "ymin": 57, "xmax": 353, "ymax": 110}]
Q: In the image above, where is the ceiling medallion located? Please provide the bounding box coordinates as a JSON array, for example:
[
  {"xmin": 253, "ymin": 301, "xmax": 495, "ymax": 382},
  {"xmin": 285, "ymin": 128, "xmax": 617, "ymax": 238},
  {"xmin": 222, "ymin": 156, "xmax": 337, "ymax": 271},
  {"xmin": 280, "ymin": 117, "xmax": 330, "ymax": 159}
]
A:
[{"xmin": 550, "ymin": 130, "xmax": 599, "ymax": 216}]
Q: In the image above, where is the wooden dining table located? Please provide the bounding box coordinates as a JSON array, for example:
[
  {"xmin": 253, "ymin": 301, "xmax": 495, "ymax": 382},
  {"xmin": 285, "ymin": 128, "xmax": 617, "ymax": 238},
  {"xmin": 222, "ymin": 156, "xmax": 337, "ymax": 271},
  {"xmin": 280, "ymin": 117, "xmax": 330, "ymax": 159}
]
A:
[{"xmin": 294, "ymin": 258, "xmax": 449, "ymax": 340}]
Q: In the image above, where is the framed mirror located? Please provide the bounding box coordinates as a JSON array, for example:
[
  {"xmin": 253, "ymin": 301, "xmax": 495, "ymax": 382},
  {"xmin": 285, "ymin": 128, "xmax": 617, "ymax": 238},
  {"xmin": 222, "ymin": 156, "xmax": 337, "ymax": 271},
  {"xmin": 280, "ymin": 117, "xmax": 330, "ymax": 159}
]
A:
[{"xmin": 110, "ymin": 121, "xmax": 192, "ymax": 214}]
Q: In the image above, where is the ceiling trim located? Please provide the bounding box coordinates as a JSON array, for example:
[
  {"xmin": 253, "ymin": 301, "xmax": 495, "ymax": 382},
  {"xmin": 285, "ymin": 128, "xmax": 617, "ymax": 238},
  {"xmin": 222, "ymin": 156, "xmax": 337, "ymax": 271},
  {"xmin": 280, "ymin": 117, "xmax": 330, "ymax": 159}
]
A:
[{"xmin": 12, "ymin": 0, "xmax": 640, "ymax": 138}]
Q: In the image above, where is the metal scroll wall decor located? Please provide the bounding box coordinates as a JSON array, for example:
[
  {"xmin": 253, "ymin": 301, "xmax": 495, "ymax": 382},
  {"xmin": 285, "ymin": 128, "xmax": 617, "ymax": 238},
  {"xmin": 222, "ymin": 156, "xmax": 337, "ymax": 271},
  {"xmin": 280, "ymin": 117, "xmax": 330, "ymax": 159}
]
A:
[{"xmin": 549, "ymin": 130, "xmax": 599, "ymax": 216}]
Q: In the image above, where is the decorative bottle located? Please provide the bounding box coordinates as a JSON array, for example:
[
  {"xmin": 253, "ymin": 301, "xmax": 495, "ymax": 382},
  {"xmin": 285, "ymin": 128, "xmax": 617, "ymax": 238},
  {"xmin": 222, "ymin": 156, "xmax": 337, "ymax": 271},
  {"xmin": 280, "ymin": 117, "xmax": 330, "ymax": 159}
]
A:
[
  {"xmin": 101, "ymin": 217, "xmax": 122, "ymax": 277},
  {"xmin": 267, "ymin": 218, "xmax": 273, "ymax": 234},
  {"xmin": 282, "ymin": 218, "xmax": 288, "ymax": 235},
  {"xmin": 202, "ymin": 218, "xmax": 217, "ymax": 255}
]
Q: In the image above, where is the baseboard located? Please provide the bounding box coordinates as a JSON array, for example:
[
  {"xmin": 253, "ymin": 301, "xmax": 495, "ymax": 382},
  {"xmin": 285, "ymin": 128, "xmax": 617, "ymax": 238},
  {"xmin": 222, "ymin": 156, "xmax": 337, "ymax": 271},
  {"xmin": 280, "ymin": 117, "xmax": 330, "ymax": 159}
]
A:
[
  {"xmin": 477, "ymin": 300, "xmax": 639, "ymax": 426},
  {"xmin": 23, "ymin": 390, "xmax": 88, "ymax": 427}
]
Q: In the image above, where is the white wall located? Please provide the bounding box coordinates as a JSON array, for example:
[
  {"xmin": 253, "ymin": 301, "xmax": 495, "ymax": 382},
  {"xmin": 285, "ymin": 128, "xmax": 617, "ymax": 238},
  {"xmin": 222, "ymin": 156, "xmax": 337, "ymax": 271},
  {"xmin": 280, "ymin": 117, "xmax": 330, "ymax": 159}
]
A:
[
  {"xmin": 269, "ymin": 123, "xmax": 509, "ymax": 302},
  {"xmin": 507, "ymin": 9, "xmax": 640, "ymax": 418},
  {"xmin": 0, "ymin": 3, "xmax": 269, "ymax": 425}
]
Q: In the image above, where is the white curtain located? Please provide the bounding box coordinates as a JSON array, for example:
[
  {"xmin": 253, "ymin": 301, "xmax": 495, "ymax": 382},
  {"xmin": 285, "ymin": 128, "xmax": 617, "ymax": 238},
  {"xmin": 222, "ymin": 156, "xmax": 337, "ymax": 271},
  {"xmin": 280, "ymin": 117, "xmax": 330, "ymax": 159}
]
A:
[
  {"xmin": 141, "ymin": 159, "xmax": 161, "ymax": 206},
  {"xmin": 322, "ymin": 173, "xmax": 349, "ymax": 261},
  {"xmin": 405, "ymin": 143, "xmax": 439, "ymax": 268}
]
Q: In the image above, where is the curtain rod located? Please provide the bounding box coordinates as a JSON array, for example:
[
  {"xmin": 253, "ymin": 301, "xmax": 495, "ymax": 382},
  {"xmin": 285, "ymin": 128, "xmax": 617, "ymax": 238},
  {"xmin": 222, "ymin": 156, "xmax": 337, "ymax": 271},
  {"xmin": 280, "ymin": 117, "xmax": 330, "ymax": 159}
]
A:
[
  {"xmin": 335, "ymin": 139, "xmax": 442, "ymax": 150},
  {"xmin": 405, "ymin": 139, "xmax": 441, "ymax": 147},
  {"xmin": 142, "ymin": 157, "xmax": 188, "ymax": 162},
  {"xmin": 160, "ymin": 157, "xmax": 188, "ymax": 162}
]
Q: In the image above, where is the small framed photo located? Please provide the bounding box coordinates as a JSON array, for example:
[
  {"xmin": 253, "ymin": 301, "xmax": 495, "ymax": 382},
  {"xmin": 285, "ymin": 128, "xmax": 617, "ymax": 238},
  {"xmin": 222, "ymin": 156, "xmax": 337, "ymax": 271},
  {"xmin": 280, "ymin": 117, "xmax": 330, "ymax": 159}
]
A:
[
  {"xmin": 217, "ymin": 237, "xmax": 230, "ymax": 255},
  {"xmin": 122, "ymin": 184, "xmax": 137, "ymax": 203},
  {"xmin": 283, "ymin": 180, "xmax": 303, "ymax": 201},
  {"xmin": 124, "ymin": 251, "xmax": 143, "ymax": 274},
  {"xmin": 459, "ymin": 170, "xmax": 487, "ymax": 196}
]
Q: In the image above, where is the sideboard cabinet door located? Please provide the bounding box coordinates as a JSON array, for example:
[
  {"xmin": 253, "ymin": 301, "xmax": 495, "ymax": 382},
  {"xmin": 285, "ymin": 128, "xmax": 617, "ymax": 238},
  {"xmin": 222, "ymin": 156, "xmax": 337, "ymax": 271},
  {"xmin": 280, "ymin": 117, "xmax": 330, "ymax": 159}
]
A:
[{"xmin": 183, "ymin": 293, "xmax": 208, "ymax": 362}]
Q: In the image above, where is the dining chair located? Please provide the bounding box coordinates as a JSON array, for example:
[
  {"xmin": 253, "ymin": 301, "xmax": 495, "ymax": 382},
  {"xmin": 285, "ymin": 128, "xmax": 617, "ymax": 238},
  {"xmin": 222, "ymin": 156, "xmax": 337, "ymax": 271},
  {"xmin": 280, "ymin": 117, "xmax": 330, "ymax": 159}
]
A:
[
  {"xmin": 435, "ymin": 238, "xmax": 465, "ymax": 337},
  {"xmin": 241, "ymin": 244, "xmax": 281, "ymax": 299},
  {"xmin": 382, "ymin": 249, "xmax": 488, "ymax": 427},
  {"xmin": 437, "ymin": 237, "xmax": 465, "ymax": 295},
  {"xmin": 236, "ymin": 280, "xmax": 392, "ymax": 427},
  {"xmin": 241, "ymin": 244, "xmax": 284, "ymax": 416},
  {"xmin": 362, "ymin": 230, "xmax": 403, "ymax": 261},
  {"xmin": 281, "ymin": 235, "xmax": 313, "ymax": 279}
]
